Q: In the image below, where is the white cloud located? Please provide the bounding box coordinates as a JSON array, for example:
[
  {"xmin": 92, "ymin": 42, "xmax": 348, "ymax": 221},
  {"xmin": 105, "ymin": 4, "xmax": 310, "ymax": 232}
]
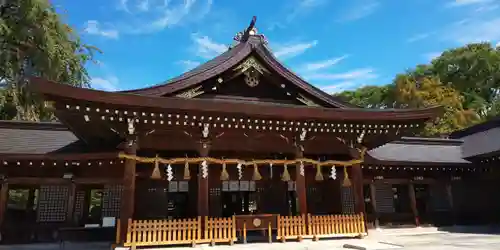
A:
[
  {"xmin": 407, "ymin": 33, "xmax": 432, "ymax": 43},
  {"xmin": 305, "ymin": 68, "xmax": 377, "ymax": 81},
  {"xmin": 444, "ymin": 17, "xmax": 500, "ymax": 44},
  {"xmin": 84, "ymin": 20, "xmax": 119, "ymax": 39},
  {"xmin": 137, "ymin": 0, "xmax": 150, "ymax": 12},
  {"xmin": 300, "ymin": 55, "xmax": 349, "ymax": 72},
  {"xmin": 272, "ymin": 40, "xmax": 318, "ymax": 60},
  {"xmin": 114, "ymin": 0, "xmax": 213, "ymax": 34},
  {"xmin": 496, "ymin": 41, "xmax": 500, "ymax": 47},
  {"xmin": 446, "ymin": 0, "xmax": 495, "ymax": 7},
  {"xmin": 423, "ymin": 52, "xmax": 441, "ymax": 62},
  {"xmin": 191, "ymin": 34, "xmax": 228, "ymax": 59},
  {"xmin": 91, "ymin": 76, "xmax": 120, "ymax": 91},
  {"xmin": 339, "ymin": 1, "xmax": 380, "ymax": 22},
  {"xmin": 177, "ymin": 60, "xmax": 201, "ymax": 71},
  {"xmin": 305, "ymin": 68, "xmax": 378, "ymax": 93},
  {"xmin": 319, "ymin": 82, "xmax": 360, "ymax": 94},
  {"xmin": 287, "ymin": 0, "xmax": 328, "ymax": 22}
]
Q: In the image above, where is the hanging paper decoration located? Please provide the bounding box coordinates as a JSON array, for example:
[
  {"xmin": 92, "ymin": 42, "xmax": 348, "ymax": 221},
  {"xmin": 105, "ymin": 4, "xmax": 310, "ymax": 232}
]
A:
[
  {"xmin": 201, "ymin": 160, "xmax": 208, "ymax": 179},
  {"xmin": 281, "ymin": 163, "xmax": 290, "ymax": 181},
  {"xmin": 342, "ymin": 166, "xmax": 351, "ymax": 187},
  {"xmin": 330, "ymin": 165, "xmax": 337, "ymax": 180},
  {"xmin": 183, "ymin": 160, "xmax": 191, "ymax": 180},
  {"xmin": 252, "ymin": 163, "xmax": 262, "ymax": 181},
  {"xmin": 269, "ymin": 163, "xmax": 273, "ymax": 179},
  {"xmin": 151, "ymin": 154, "xmax": 162, "ymax": 180},
  {"xmin": 236, "ymin": 162, "xmax": 243, "ymax": 180},
  {"xmin": 299, "ymin": 161, "xmax": 305, "ymax": 176},
  {"xmin": 166, "ymin": 164, "xmax": 173, "ymax": 181},
  {"xmin": 315, "ymin": 164, "xmax": 323, "ymax": 181},
  {"xmin": 220, "ymin": 162, "xmax": 230, "ymax": 181}
]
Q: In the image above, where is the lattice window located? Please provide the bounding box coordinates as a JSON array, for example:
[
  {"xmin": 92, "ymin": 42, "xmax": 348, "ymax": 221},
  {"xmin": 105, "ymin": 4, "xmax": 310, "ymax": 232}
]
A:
[
  {"xmin": 73, "ymin": 190, "xmax": 86, "ymax": 222},
  {"xmin": 341, "ymin": 185, "xmax": 355, "ymax": 214},
  {"xmin": 375, "ymin": 183, "xmax": 395, "ymax": 213},
  {"xmin": 209, "ymin": 188, "xmax": 221, "ymax": 217},
  {"xmin": 430, "ymin": 185, "xmax": 450, "ymax": 211},
  {"xmin": 37, "ymin": 185, "xmax": 69, "ymax": 222},
  {"xmin": 102, "ymin": 185, "xmax": 123, "ymax": 217}
]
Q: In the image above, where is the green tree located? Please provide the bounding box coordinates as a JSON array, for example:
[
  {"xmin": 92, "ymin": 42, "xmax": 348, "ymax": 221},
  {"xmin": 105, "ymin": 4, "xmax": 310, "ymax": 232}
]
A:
[
  {"xmin": 393, "ymin": 75, "xmax": 479, "ymax": 136},
  {"xmin": 335, "ymin": 85, "xmax": 395, "ymax": 109},
  {"xmin": 431, "ymin": 43, "xmax": 500, "ymax": 119},
  {"xmin": 0, "ymin": 0, "xmax": 100, "ymax": 121}
]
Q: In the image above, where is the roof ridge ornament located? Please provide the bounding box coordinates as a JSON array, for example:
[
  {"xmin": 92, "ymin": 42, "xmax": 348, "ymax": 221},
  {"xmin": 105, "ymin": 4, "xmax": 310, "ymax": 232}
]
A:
[{"xmin": 234, "ymin": 16, "xmax": 256, "ymax": 43}]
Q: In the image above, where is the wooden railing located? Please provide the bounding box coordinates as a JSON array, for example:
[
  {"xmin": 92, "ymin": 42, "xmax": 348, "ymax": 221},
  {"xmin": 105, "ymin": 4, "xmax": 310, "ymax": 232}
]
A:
[
  {"xmin": 124, "ymin": 217, "xmax": 201, "ymax": 249},
  {"xmin": 308, "ymin": 213, "xmax": 366, "ymax": 239},
  {"xmin": 276, "ymin": 214, "xmax": 307, "ymax": 242},
  {"xmin": 203, "ymin": 216, "xmax": 237, "ymax": 245},
  {"xmin": 119, "ymin": 213, "xmax": 365, "ymax": 248}
]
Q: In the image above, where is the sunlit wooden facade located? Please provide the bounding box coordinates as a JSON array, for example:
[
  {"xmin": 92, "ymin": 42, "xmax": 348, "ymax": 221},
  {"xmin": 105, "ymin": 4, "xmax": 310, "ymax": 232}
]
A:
[{"xmin": 0, "ymin": 17, "xmax": 497, "ymax": 246}]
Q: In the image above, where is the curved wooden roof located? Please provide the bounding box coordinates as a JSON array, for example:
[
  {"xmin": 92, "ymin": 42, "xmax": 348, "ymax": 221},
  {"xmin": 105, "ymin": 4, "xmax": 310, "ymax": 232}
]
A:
[
  {"xmin": 119, "ymin": 35, "xmax": 356, "ymax": 108},
  {"xmin": 30, "ymin": 77, "xmax": 442, "ymax": 122}
]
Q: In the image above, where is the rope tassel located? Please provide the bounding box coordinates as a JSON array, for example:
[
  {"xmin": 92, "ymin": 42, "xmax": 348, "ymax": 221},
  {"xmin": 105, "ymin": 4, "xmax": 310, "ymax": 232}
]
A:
[
  {"xmin": 151, "ymin": 154, "xmax": 162, "ymax": 180},
  {"xmin": 220, "ymin": 162, "xmax": 230, "ymax": 181},
  {"xmin": 342, "ymin": 166, "xmax": 351, "ymax": 187},
  {"xmin": 281, "ymin": 163, "xmax": 290, "ymax": 182},
  {"xmin": 315, "ymin": 164, "xmax": 323, "ymax": 181},
  {"xmin": 183, "ymin": 160, "xmax": 190, "ymax": 180},
  {"xmin": 252, "ymin": 163, "xmax": 262, "ymax": 181}
]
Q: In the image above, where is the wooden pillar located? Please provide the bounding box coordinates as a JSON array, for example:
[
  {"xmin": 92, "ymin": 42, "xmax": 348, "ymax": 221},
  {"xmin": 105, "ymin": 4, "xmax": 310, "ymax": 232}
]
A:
[
  {"xmin": 294, "ymin": 145, "xmax": 307, "ymax": 215},
  {"xmin": 66, "ymin": 182, "xmax": 76, "ymax": 225},
  {"xmin": 369, "ymin": 183, "xmax": 379, "ymax": 228},
  {"xmin": 408, "ymin": 183, "xmax": 419, "ymax": 227},
  {"xmin": 0, "ymin": 182, "xmax": 8, "ymax": 239},
  {"xmin": 197, "ymin": 140, "xmax": 210, "ymax": 217},
  {"xmin": 351, "ymin": 164, "xmax": 365, "ymax": 215},
  {"xmin": 445, "ymin": 183, "xmax": 455, "ymax": 225},
  {"xmin": 119, "ymin": 137, "xmax": 137, "ymax": 243}
]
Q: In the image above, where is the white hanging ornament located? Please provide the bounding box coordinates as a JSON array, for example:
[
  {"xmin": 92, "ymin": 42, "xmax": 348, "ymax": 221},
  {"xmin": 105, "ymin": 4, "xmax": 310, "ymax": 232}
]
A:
[
  {"xmin": 269, "ymin": 163, "xmax": 273, "ymax": 179},
  {"xmin": 330, "ymin": 165, "xmax": 337, "ymax": 180},
  {"xmin": 299, "ymin": 161, "xmax": 305, "ymax": 176},
  {"xmin": 166, "ymin": 164, "xmax": 174, "ymax": 181},
  {"xmin": 201, "ymin": 161, "xmax": 208, "ymax": 179},
  {"xmin": 236, "ymin": 163, "xmax": 243, "ymax": 180}
]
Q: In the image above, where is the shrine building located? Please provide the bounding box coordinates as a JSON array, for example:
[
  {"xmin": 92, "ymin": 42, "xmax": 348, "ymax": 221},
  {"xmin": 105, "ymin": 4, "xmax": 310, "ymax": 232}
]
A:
[{"xmin": 0, "ymin": 17, "xmax": 499, "ymax": 248}]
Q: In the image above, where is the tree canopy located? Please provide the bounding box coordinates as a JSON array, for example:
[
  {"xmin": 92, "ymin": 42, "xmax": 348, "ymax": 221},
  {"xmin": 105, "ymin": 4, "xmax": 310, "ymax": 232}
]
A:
[
  {"xmin": 0, "ymin": 0, "xmax": 100, "ymax": 121},
  {"xmin": 335, "ymin": 42, "xmax": 500, "ymax": 136}
]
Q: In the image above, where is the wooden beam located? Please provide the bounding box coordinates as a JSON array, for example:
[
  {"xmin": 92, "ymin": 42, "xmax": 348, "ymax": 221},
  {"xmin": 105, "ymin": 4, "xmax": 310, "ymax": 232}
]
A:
[
  {"xmin": 369, "ymin": 183, "xmax": 379, "ymax": 228},
  {"xmin": 119, "ymin": 137, "xmax": 137, "ymax": 244},
  {"xmin": 0, "ymin": 183, "xmax": 8, "ymax": 234},
  {"xmin": 1, "ymin": 177, "xmax": 123, "ymax": 185},
  {"xmin": 408, "ymin": 183, "xmax": 419, "ymax": 227},
  {"xmin": 197, "ymin": 140, "xmax": 211, "ymax": 217},
  {"xmin": 0, "ymin": 152, "xmax": 120, "ymax": 161},
  {"xmin": 66, "ymin": 182, "xmax": 77, "ymax": 225},
  {"xmin": 351, "ymin": 164, "xmax": 365, "ymax": 215},
  {"xmin": 295, "ymin": 145, "xmax": 307, "ymax": 215}
]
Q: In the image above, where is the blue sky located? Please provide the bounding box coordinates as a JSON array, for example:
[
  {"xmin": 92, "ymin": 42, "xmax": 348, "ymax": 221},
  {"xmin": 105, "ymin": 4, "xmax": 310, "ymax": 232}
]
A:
[{"xmin": 53, "ymin": 0, "xmax": 500, "ymax": 93}]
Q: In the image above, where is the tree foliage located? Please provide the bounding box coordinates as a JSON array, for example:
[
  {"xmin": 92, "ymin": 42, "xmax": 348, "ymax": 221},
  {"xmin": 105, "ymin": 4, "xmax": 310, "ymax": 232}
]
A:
[
  {"xmin": 0, "ymin": 0, "xmax": 100, "ymax": 121},
  {"xmin": 335, "ymin": 42, "xmax": 500, "ymax": 136}
]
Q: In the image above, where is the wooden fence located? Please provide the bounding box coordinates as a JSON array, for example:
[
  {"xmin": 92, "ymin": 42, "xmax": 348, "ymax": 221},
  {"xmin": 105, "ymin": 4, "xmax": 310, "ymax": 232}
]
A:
[
  {"xmin": 123, "ymin": 216, "xmax": 236, "ymax": 249},
  {"xmin": 276, "ymin": 214, "xmax": 307, "ymax": 242},
  {"xmin": 120, "ymin": 213, "xmax": 365, "ymax": 248},
  {"xmin": 308, "ymin": 213, "xmax": 366, "ymax": 239},
  {"xmin": 124, "ymin": 217, "xmax": 202, "ymax": 249},
  {"xmin": 203, "ymin": 216, "xmax": 237, "ymax": 245}
]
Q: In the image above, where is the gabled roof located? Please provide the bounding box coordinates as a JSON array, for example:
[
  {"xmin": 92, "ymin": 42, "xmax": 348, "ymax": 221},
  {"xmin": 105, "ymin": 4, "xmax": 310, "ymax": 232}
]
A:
[
  {"xmin": 0, "ymin": 120, "xmax": 79, "ymax": 154},
  {"xmin": 367, "ymin": 137, "xmax": 471, "ymax": 165},
  {"xmin": 120, "ymin": 32, "xmax": 355, "ymax": 108},
  {"xmin": 450, "ymin": 116, "xmax": 500, "ymax": 138}
]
